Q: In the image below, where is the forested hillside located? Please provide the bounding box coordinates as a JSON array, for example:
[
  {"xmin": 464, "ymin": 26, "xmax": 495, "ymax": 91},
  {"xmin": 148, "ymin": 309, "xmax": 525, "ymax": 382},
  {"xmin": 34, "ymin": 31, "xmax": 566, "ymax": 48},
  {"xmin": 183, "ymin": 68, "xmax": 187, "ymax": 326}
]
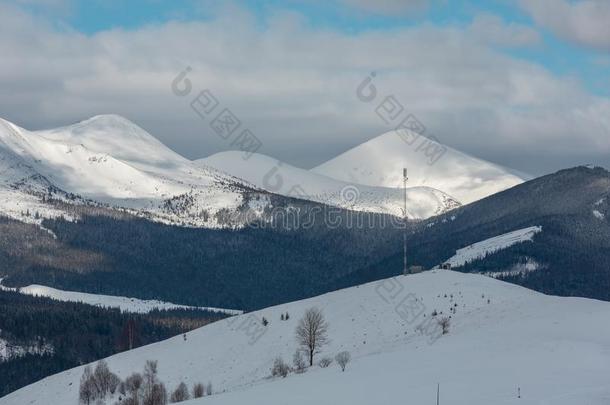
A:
[{"xmin": 0, "ymin": 290, "xmax": 226, "ymax": 396}]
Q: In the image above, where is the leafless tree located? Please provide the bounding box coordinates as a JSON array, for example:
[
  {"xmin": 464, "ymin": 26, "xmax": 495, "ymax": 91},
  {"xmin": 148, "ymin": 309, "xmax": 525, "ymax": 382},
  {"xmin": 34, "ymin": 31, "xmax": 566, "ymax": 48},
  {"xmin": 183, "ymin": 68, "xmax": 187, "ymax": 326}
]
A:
[
  {"xmin": 438, "ymin": 317, "xmax": 450, "ymax": 334},
  {"xmin": 79, "ymin": 360, "xmax": 121, "ymax": 403},
  {"xmin": 170, "ymin": 382, "xmax": 190, "ymax": 403},
  {"xmin": 335, "ymin": 351, "xmax": 351, "ymax": 372},
  {"xmin": 271, "ymin": 357, "xmax": 290, "ymax": 378},
  {"xmin": 295, "ymin": 307, "xmax": 329, "ymax": 366},
  {"xmin": 192, "ymin": 382, "xmax": 205, "ymax": 398},
  {"xmin": 318, "ymin": 357, "xmax": 333, "ymax": 368},
  {"xmin": 125, "ymin": 372, "xmax": 144, "ymax": 400},
  {"xmin": 79, "ymin": 366, "xmax": 95, "ymax": 405},
  {"xmin": 142, "ymin": 360, "xmax": 167, "ymax": 405},
  {"xmin": 206, "ymin": 382, "xmax": 213, "ymax": 396},
  {"xmin": 145, "ymin": 382, "xmax": 167, "ymax": 405},
  {"xmin": 143, "ymin": 360, "xmax": 159, "ymax": 400},
  {"xmin": 109, "ymin": 373, "xmax": 121, "ymax": 395},
  {"xmin": 93, "ymin": 360, "xmax": 112, "ymax": 396},
  {"xmin": 292, "ymin": 350, "xmax": 307, "ymax": 373}
]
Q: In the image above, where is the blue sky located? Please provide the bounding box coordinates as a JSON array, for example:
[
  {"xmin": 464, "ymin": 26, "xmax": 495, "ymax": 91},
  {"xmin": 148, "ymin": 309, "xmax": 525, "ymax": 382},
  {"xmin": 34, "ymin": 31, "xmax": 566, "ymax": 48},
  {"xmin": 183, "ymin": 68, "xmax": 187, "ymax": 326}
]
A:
[{"xmin": 1, "ymin": 0, "xmax": 609, "ymax": 173}]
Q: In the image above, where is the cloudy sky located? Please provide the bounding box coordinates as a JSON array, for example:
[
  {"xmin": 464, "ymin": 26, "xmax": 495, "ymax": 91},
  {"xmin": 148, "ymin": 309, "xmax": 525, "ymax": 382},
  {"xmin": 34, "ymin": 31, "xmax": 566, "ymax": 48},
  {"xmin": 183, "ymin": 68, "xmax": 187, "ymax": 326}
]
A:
[{"xmin": 1, "ymin": 0, "xmax": 609, "ymax": 175}]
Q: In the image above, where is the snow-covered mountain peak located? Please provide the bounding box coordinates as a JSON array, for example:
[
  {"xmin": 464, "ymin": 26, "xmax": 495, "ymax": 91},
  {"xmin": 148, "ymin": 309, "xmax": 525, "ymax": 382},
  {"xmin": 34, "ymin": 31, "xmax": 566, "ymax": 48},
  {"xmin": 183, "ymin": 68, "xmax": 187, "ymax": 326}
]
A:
[
  {"xmin": 38, "ymin": 114, "xmax": 187, "ymax": 169},
  {"xmin": 313, "ymin": 129, "xmax": 527, "ymax": 205}
]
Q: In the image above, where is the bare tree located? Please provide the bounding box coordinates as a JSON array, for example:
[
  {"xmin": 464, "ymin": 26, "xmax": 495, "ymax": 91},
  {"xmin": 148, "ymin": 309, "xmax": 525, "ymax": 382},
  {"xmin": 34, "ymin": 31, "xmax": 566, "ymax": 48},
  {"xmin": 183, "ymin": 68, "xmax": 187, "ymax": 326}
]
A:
[
  {"xmin": 318, "ymin": 357, "xmax": 333, "ymax": 368},
  {"xmin": 295, "ymin": 307, "xmax": 329, "ymax": 366},
  {"xmin": 335, "ymin": 351, "xmax": 351, "ymax": 372},
  {"xmin": 292, "ymin": 350, "xmax": 307, "ymax": 374},
  {"xmin": 206, "ymin": 382, "xmax": 213, "ymax": 396},
  {"xmin": 192, "ymin": 383, "xmax": 205, "ymax": 398},
  {"xmin": 109, "ymin": 373, "xmax": 121, "ymax": 395},
  {"xmin": 146, "ymin": 382, "xmax": 168, "ymax": 405},
  {"xmin": 79, "ymin": 366, "xmax": 95, "ymax": 405},
  {"xmin": 271, "ymin": 357, "xmax": 290, "ymax": 378},
  {"xmin": 143, "ymin": 360, "xmax": 159, "ymax": 401},
  {"xmin": 142, "ymin": 360, "xmax": 167, "ymax": 405},
  {"xmin": 170, "ymin": 382, "xmax": 190, "ymax": 403},
  {"xmin": 93, "ymin": 360, "xmax": 112, "ymax": 397},
  {"xmin": 438, "ymin": 317, "xmax": 450, "ymax": 334},
  {"xmin": 125, "ymin": 372, "xmax": 144, "ymax": 401}
]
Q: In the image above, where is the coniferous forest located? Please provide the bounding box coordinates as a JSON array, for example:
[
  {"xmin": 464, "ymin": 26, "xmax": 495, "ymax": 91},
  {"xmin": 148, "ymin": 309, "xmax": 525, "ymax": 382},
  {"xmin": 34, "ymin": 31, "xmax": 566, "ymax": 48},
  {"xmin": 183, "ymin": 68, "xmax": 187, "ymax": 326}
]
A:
[{"xmin": 0, "ymin": 290, "xmax": 227, "ymax": 396}]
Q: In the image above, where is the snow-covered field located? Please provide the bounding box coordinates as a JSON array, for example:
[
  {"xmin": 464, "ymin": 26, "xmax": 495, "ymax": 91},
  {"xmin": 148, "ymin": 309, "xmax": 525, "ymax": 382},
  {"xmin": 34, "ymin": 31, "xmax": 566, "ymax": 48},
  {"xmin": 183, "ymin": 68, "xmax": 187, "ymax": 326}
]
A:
[
  {"xmin": 0, "ymin": 281, "xmax": 242, "ymax": 315},
  {"xmin": 4, "ymin": 270, "xmax": 610, "ymax": 405},
  {"xmin": 443, "ymin": 226, "xmax": 542, "ymax": 267}
]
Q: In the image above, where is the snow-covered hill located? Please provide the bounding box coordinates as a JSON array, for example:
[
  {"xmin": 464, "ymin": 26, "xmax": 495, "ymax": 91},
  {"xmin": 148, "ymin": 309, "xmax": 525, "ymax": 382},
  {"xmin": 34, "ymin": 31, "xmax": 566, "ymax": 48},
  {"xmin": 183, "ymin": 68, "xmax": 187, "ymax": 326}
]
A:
[
  {"xmin": 4, "ymin": 270, "xmax": 610, "ymax": 404},
  {"xmin": 198, "ymin": 151, "xmax": 459, "ymax": 218},
  {"xmin": 313, "ymin": 129, "xmax": 527, "ymax": 205}
]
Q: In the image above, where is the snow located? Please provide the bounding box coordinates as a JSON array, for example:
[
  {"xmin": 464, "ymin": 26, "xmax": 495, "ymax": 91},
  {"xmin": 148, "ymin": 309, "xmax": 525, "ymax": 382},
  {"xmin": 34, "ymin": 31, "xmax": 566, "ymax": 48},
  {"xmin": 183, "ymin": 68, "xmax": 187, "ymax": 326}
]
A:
[
  {"xmin": 4, "ymin": 270, "xmax": 610, "ymax": 404},
  {"xmin": 1, "ymin": 115, "xmax": 531, "ymax": 227},
  {"xmin": 2, "ymin": 115, "xmax": 529, "ymax": 228},
  {"xmin": 593, "ymin": 210, "xmax": 605, "ymax": 220},
  {"xmin": 312, "ymin": 129, "xmax": 527, "ymax": 205},
  {"xmin": 0, "ymin": 116, "xmax": 252, "ymax": 228},
  {"xmin": 198, "ymin": 151, "xmax": 460, "ymax": 219},
  {"xmin": 484, "ymin": 258, "xmax": 541, "ymax": 278},
  {"xmin": 0, "ymin": 280, "xmax": 242, "ymax": 316},
  {"xmin": 0, "ymin": 336, "xmax": 53, "ymax": 362},
  {"xmin": 443, "ymin": 226, "xmax": 542, "ymax": 267}
]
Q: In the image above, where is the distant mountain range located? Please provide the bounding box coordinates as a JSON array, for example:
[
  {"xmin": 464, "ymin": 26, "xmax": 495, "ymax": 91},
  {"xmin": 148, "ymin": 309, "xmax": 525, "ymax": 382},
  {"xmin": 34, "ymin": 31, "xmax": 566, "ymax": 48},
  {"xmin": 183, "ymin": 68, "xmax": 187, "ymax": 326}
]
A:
[
  {"xmin": 2, "ymin": 114, "xmax": 609, "ymax": 312},
  {"xmin": 0, "ymin": 115, "xmax": 524, "ymax": 226}
]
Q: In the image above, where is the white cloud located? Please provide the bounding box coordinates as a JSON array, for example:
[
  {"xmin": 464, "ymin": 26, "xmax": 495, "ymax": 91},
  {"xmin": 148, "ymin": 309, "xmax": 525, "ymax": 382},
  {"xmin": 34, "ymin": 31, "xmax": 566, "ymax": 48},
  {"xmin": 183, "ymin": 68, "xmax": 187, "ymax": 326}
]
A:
[
  {"xmin": 0, "ymin": 3, "xmax": 608, "ymax": 174},
  {"xmin": 520, "ymin": 0, "xmax": 610, "ymax": 52},
  {"xmin": 338, "ymin": 0, "xmax": 429, "ymax": 16},
  {"xmin": 468, "ymin": 14, "xmax": 541, "ymax": 48}
]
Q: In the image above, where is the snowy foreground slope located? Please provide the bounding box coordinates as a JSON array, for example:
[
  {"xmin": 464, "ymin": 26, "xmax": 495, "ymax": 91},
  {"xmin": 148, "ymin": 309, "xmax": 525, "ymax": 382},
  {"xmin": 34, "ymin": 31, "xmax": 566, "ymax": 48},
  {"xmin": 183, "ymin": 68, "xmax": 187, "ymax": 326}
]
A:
[
  {"xmin": 313, "ymin": 129, "xmax": 526, "ymax": 205},
  {"xmin": 199, "ymin": 151, "xmax": 459, "ymax": 218},
  {"xmin": 4, "ymin": 271, "xmax": 610, "ymax": 404}
]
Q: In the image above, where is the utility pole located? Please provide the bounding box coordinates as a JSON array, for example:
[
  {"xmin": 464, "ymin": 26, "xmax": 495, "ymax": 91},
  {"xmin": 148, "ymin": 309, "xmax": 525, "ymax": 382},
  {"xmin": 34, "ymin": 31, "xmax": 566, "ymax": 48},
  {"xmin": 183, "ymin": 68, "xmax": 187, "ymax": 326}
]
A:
[
  {"xmin": 436, "ymin": 383, "xmax": 440, "ymax": 405},
  {"xmin": 403, "ymin": 168, "xmax": 408, "ymax": 275}
]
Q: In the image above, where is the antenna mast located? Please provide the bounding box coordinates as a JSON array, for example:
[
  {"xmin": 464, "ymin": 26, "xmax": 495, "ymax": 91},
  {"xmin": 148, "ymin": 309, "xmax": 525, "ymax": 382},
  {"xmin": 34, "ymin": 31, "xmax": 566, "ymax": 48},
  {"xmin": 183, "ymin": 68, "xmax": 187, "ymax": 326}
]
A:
[{"xmin": 403, "ymin": 168, "xmax": 408, "ymax": 275}]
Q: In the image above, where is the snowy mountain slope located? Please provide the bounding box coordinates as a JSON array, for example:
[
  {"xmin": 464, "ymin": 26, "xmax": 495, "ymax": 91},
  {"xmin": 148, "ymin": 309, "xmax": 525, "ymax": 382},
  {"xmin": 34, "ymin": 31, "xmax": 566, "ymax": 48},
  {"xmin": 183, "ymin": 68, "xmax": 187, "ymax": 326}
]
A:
[
  {"xmin": 5, "ymin": 270, "xmax": 610, "ymax": 404},
  {"xmin": 0, "ymin": 280, "xmax": 242, "ymax": 315},
  {"xmin": 312, "ymin": 129, "xmax": 527, "ymax": 205},
  {"xmin": 0, "ymin": 116, "xmax": 259, "ymax": 227},
  {"xmin": 38, "ymin": 115, "xmax": 187, "ymax": 171},
  {"xmin": 442, "ymin": 226, "xmax": 542, "ymax": 267},
  {"xmin": 198, "ymin": 151, "xmax": 460, "ymax": 218}
]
